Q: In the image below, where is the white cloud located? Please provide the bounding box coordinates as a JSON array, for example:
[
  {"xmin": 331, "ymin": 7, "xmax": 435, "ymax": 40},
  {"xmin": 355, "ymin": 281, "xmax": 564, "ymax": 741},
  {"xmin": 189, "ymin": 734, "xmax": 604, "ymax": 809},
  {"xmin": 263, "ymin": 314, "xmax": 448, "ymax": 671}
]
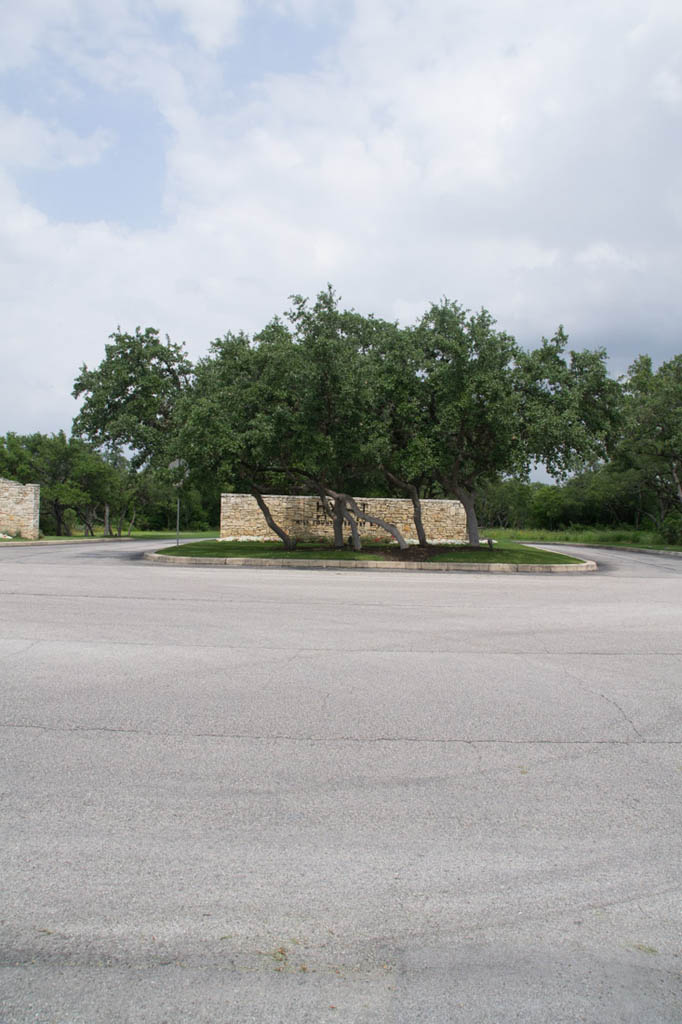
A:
[
  {"xmin": 0, "ymin": 105, "xmax": 113, "ymax": 168},
  {"xmin": 652, "ymin": 68, "xmax": 682, "ymax": 105},
  {"xmin": 574, "ymin": 243, "xmax": 642, "ymax": 270},
  {"xmin": 153, "ymin": 0, "xmax": 245, "ymax": 51},
  {"xmin": 2, "ymin": 0, "xmax": 682, "ymax": 434}
]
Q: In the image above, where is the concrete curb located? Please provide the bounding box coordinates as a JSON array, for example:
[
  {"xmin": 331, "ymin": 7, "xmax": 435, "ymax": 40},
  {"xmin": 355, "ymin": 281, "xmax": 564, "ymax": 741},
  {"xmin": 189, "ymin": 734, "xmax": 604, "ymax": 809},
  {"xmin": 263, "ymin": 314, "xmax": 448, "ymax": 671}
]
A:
[{"xmin": 144, "ymin": 552, "xmax": 597, "ymax": 573}]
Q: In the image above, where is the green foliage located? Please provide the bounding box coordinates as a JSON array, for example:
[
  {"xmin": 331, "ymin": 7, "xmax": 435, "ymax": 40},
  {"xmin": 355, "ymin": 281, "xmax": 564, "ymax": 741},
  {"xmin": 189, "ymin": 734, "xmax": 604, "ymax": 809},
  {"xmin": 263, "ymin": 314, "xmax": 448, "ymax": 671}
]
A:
[
  {"xmin": 660, "ymin": 511, "xmax": 682, "ymax": 545},
  {"xmin": 478, "ymin": 462, "xmax": 663, "ymax": 533},
  {"xmin": 0, "ymin": 431, "xmax": 117, "ymax": 535},
  {"xmin": 615, "ymin": 354, "xmax": 682, "ymax": 526},
  {"xmin": 176, "ymin": 288, "xmax": 619, "ymax": 547},
  {"xmin": 517, "ymin": 332, "xmax": 621, "ymax": 477},
  {"xmin": 476, "ymin": 478, "xmax": 537, "ymax": 529},
  {"xmin": 72, "ymin": 326, "xmax": 193, "ymax": 468},
  {"xmin": 65, "ymin": 290, "xmax": 622, "ymax": 548}
]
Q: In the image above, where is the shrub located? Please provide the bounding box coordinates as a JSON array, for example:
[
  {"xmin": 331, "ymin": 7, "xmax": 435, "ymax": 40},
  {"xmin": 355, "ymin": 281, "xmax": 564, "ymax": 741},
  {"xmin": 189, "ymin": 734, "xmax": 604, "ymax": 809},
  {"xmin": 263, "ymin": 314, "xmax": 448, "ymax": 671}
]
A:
[{"xmin": 659, "ymin": 511, "xmax": 682, "ymax": 545}]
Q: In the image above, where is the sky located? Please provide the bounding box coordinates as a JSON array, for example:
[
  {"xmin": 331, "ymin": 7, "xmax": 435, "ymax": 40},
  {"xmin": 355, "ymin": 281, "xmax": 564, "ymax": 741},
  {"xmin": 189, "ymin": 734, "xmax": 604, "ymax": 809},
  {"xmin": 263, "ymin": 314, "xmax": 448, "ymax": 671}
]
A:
[{"xmin": 1, "ymin": 0, "xmax": 681, "ymax": 437}]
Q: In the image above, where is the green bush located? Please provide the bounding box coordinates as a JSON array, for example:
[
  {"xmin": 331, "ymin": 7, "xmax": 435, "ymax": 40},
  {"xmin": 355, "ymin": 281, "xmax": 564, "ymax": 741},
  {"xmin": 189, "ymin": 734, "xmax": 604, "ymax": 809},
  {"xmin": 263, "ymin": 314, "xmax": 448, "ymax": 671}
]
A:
[{"xmin": 659, "ymin": 511, "xmax": 682, "ymax": 545}]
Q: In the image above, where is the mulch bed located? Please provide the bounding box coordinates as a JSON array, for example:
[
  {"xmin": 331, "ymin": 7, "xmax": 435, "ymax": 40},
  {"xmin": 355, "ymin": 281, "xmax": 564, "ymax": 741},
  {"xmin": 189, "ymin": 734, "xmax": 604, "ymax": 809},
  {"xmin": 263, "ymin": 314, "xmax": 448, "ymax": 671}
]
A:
[{"xmin": 366, "ymin": 544, "xmax": 483, "ymax": 561}]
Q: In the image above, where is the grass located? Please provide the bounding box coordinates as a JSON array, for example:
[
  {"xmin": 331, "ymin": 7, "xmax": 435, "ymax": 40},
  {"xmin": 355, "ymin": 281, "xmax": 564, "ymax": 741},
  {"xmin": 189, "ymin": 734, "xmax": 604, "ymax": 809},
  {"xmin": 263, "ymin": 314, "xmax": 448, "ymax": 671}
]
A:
[
  {"xmin": 484, "ymin": 526, "xmax": 682, "ymax": 550},
  {"xmin": 157, "ymin": 540, "xmax": 387, "ymax": 560},
  {"xmin": 156, "ymin": 539, "xmax": 583, "ymax": 565},
  {"xmin": 7, "ymin": 529, "xmax": 220, "ymax": 542}
]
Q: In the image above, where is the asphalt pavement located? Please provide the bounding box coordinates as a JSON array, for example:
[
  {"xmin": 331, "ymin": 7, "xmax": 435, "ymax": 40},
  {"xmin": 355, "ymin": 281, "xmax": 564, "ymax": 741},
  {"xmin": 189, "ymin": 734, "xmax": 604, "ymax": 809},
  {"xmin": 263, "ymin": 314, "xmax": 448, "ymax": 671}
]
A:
[{"xmin": 0, "ymin": 540, "xmax": 680, "ymax": 1023}]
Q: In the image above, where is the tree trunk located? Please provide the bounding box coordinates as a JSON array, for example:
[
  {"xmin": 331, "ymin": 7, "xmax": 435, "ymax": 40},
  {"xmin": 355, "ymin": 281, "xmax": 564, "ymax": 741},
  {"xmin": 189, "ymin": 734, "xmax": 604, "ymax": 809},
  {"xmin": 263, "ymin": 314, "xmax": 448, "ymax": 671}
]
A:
[
  {"xmin": 340, "ymin": 501, "xmax": 362, "ymax": 551},
  {"xmin": 331, "ymin": 497, "xmax": 345, "ymax": 548},
  {"xmin": 103, "ymin": 503, "xmax": 111, "ymax": 536},
  {"xmin": 303, "ymin": 477, "xmax": 409, "ymax": 550},
  {"xmin": 341, "ymin": 492, "xmax": 408, "ymax": 550},
  {"xmin": 384, "ymin": 470, "xmax": 428, "ymax": 546},
  {"xmin": 455, "ymin": 486, "xmax": 480, "ymax": 546},
  {"xmin": 127, "ymin": 510, "xmax": 136, "ymax": 536},
  {"xmin": 672, "ymin": 461, "xmax": 682, "ymax": 507},
  {"xmin": 53, "ymin": 504, "xmax": 66, "ymax": 536},
  {"xmin": 250, "ymin": 486, "xmax": 297, "ymax": 550}
]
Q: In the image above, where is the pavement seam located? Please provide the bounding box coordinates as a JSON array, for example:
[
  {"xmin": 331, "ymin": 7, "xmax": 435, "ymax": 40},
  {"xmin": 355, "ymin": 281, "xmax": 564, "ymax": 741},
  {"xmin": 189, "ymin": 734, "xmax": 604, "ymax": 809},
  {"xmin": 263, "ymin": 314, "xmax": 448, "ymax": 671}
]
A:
[{"xmin": 2, "ymin": 635, "xmax": 682, "ymax": 655}]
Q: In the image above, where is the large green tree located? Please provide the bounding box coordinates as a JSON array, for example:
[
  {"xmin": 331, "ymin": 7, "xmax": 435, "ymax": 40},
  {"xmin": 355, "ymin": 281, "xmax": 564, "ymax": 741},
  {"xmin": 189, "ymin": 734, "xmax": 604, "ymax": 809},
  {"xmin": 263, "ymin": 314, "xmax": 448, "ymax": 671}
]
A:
[
  {"xmin": 408, "ymin": 302, "xmax": 619, "ymax": 544},
  {"xmin": 74, "ymin": 292, "xmax": 620, "ymax": 549},
  {"xmin": 181, "ymin": 290, "xmax": 410, "ymax": 549},
  {"xmin": 72, "ymin": 327, "xmax": 193, "ymax": 468},
  {"xmin": 366, "ymin": 318, "xmax": 435, "ymax": 545},
  {"xmin": 616, "ymin": 354, "xmax": 682, "ymax": 528}
]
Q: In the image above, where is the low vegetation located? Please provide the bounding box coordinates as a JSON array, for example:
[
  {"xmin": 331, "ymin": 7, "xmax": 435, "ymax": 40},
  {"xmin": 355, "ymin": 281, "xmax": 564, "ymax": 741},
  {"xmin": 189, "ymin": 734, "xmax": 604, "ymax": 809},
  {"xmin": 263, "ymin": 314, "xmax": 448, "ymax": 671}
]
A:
[
  {"xmin": 157, "ymin": 539, "xmax": 583, "ymax": 565},
  {"xmin": 485, "ymin": 526, "xmax": 682, "ymax": 550}
]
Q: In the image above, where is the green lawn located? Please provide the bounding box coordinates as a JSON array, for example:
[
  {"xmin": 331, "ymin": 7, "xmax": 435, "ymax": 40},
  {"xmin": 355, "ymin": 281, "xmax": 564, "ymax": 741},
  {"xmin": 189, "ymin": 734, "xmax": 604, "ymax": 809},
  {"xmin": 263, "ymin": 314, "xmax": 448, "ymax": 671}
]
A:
[
  {"xmin": 11, "ymin": 530, "xmax": 220, "ymax": 542},
  {"xmin": 484, "ymin": 526, "xmax": 682, "ymax": 551},
  {"xmin": 157, "ymin": 539, "xmax": 582, "ymax": 565}
]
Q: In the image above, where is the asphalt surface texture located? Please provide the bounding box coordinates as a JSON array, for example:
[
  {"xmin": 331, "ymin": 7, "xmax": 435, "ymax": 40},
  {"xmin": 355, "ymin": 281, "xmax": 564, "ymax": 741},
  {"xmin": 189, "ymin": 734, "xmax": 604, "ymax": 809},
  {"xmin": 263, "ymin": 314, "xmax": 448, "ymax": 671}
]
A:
[{"xmin": 0, "ymin": 539, "xmax": 680, "ymax": 1023}]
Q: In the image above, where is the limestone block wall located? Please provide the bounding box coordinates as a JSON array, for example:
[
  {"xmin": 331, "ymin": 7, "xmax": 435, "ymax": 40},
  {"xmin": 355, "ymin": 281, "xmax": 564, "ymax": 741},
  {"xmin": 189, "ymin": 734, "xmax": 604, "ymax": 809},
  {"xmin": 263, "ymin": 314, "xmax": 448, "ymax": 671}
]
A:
[
  {"xmin": 220, "ymin": 493, "xmax": 467, "ymax": 544},
  {"xmin": 0, "ymin": 478, "xmax": 40, "ymax": 539}
]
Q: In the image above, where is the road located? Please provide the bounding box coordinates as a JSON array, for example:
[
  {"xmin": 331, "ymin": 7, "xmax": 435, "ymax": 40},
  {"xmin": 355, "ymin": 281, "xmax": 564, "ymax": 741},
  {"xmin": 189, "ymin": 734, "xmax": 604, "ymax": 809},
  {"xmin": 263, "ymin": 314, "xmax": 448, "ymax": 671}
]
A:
[{"xmin": 0, "ymin": 540, "xmax": 680, "ymax": 1023}]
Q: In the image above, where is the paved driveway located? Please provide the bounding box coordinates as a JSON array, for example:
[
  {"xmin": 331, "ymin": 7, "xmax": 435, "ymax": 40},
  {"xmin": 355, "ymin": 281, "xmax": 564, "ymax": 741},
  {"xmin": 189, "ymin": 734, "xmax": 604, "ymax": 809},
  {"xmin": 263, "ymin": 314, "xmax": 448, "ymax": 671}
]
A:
[{"xmin": 1, "ymin": 541, "xmax": 680, "ymax": 1022}]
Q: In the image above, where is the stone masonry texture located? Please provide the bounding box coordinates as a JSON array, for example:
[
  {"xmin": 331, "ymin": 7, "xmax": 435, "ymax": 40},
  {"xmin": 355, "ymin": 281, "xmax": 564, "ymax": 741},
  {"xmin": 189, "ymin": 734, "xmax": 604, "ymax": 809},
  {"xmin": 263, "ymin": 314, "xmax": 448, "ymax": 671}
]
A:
[
  {"xmin": 0, "ymin": 478, "xmax": 40, "ymax": 539},
  {"xmin": 220, "ymin": 493, "xmax": 467, "ymax": 543}
]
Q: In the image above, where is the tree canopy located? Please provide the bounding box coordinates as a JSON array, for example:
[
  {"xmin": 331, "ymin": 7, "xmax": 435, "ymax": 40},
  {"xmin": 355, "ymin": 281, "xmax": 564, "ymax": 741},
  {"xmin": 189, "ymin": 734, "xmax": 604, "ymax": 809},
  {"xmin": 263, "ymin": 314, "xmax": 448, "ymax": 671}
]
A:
[
  {"xmin": 171, "ymin": 288, "xmax": 619, "ymax": 546},
  {"xmin": 72, "ymin": 327, "xmax": 193, "ymax": 468},
  {"xmin": 65, "ymin": 287, "xmax": 629, "ymax": 547},
  {"xmin": 614, "ymin": 354, "xmax": 682, "ymax": 530}
]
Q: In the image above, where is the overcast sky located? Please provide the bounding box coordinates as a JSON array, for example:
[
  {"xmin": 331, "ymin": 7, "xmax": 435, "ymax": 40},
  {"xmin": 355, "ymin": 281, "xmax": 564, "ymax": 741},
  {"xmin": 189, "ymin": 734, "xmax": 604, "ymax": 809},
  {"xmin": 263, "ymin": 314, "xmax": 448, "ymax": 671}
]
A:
[{"xmin": 2, "ymin": 0, "xmax": 681, "ymax": 436}]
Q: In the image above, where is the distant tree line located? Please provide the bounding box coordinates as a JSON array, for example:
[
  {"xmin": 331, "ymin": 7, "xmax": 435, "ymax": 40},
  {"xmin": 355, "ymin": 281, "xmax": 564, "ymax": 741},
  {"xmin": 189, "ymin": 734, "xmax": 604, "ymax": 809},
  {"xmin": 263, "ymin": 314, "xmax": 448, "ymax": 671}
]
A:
[
  {"xmin": 0, "ymin": 432, "xmax": 218, "ymax": 536},
  {"xmin": 477, "ymin": 353, "xmax": 682, "ymax": 543},
  {"xmin": 4, "ymin": 288, "xmax": 681, "ymax": 544}
]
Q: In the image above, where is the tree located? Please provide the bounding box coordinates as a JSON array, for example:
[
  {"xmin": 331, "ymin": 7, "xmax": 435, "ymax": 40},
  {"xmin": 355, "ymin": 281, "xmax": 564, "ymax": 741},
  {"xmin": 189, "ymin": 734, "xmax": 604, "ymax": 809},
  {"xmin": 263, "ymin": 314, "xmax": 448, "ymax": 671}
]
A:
[
  {"xmin": 84, "ymin": 292, "xmax": 619, "ymax": 549},
  {"xmin": 410, "ymin": 303, "xmax": 619, "ymax": 544},
  {"xmin": 72, "ymin": 327, "xmax": 193, "ymax": 468},
  {"xmin": 0, "ymin": 432, "xmax": 116, "ymax": 535},
  {"xmin": 178, "ymin": 326, "xmax": 302, "ymax": 548},
  {"xmin": 516, "ymin": 330, "xmax": 622, "ymax": 480},
  {"xmin": 180, "ymin": 289, "xmax": 411, "ymax": 550},
  {"xmin": 616, "ymin": 354, "xmax": 682, "ymax": 528},
  {"xmin": 366, "ymin": 320, "xmax": 435, "ymax": 545},
  {"xmin": 410, "ymin": 302, "xmax": 526, "ymax": 545},
  {"xmin": 282, "ymin": 289, "xmax": 409, "ymax": 549}
]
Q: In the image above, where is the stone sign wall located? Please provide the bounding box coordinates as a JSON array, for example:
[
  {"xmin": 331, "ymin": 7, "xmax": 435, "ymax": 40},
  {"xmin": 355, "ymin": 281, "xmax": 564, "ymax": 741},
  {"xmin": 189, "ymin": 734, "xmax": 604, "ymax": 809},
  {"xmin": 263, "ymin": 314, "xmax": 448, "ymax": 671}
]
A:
[
  {"xmin": 220, "ymin": 493, "xmax": 467, "ymax": 544},
  {"xmin": 0, "ymin": 478, "xmax": 40, "ymax": 539}
]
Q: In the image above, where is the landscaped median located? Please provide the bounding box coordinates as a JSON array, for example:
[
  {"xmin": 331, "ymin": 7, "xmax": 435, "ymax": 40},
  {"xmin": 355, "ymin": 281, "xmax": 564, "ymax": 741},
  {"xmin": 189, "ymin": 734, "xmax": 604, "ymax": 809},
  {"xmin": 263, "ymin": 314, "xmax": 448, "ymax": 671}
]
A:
[{"xmin": 144, "ymin": 539, "xmax": 596, "ymax": 573}]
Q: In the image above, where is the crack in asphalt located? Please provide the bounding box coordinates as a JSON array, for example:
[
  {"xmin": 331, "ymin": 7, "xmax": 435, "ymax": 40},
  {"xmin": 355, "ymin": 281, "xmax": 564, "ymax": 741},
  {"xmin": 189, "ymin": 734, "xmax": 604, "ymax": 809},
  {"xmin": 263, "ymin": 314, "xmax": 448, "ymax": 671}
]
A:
[
  {"xmin": 0, "ymin": 640, "xmax": 42, "ymax": 661},
  {"xmin": 0, "ymin": 722, "xmax": 679, "ymax": 744},
  {"xmin": 597, "ymin": 691, "xmax": 646, "ymax": 740}
]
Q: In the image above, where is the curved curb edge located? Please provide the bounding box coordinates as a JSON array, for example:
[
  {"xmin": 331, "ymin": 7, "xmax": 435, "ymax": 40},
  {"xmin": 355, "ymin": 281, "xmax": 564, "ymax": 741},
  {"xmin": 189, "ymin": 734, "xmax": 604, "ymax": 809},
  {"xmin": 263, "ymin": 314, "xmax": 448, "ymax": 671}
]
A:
[{"xmin": 144, "ymin": 552, "xmax": 597, "ymax": 573}]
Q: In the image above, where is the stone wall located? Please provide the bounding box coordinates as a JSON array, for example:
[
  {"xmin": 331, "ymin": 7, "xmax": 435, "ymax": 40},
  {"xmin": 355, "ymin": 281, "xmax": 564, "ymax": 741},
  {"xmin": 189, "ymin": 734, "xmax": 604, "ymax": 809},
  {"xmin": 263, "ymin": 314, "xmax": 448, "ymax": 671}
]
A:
[
  {"xmin": 0, "ymin": 478, "xmax": 40, "ymax": 539},
  {"xmin": 220, "ymin": 493, "xmax": 467, "ymax": 544}
]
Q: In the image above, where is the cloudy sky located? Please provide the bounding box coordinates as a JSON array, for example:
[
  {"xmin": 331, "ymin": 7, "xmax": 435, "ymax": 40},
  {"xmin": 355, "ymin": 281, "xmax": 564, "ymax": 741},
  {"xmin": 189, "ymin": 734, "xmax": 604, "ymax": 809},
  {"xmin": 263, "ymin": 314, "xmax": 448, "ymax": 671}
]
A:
[{"xmin": 2, "ymin": 0, "xmax": 681, "ymax": 436}]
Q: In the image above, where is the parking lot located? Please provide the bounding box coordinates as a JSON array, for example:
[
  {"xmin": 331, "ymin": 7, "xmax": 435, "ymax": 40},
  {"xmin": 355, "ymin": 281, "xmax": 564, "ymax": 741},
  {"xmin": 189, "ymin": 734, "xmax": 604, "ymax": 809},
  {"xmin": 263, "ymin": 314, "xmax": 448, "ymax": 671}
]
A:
[{"xmin": 1, "ymin": 540, "xmax": 680, "ymax": 1022}]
